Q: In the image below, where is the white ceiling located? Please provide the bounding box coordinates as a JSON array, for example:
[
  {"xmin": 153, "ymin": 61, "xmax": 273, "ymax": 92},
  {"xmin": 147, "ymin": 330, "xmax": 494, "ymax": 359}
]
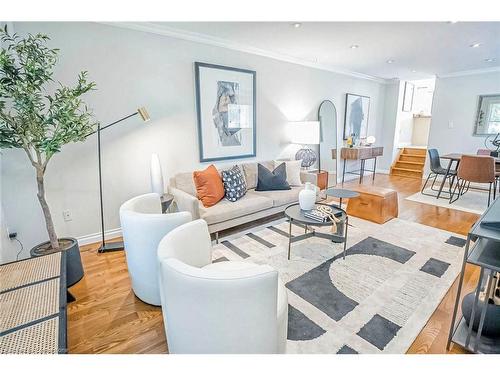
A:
[{"xmin": 149, "ymin": 22, "xmax": 500, "ymax": 81}]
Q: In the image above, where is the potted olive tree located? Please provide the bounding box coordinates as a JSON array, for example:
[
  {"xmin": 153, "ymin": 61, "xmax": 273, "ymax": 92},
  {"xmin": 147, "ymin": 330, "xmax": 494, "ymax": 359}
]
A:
[{"xmin": 0, "ymin": 27, "xmax": 97, "ymax": 286}]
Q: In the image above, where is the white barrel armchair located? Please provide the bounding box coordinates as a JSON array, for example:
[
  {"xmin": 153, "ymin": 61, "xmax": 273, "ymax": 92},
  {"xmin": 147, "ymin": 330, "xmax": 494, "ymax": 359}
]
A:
[
  {"xmin": 119, "ymin": 193, "xmax": 191, "ymax": 305},
  {"xmin": 157, "ymin": 219, "xmax": 288, "ymax": 354}
]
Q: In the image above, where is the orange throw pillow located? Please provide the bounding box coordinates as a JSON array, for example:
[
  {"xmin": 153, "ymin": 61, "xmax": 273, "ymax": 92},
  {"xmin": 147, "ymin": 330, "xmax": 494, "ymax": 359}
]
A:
[{"xmin": 193, "ymin": 165, "xmax": 225, "ymax": 207}]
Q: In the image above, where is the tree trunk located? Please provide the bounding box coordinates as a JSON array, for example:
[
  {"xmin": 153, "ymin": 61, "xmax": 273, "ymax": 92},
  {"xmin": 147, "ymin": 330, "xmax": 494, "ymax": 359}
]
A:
[{"xmin": 36, "ymin": 168, "xmax": 60, "ymax": 251}]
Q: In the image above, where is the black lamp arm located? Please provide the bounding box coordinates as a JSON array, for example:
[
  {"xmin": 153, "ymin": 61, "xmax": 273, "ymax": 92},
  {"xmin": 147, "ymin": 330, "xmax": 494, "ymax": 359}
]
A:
[{"xmin": 86, "ymin": 111, "xmax": 139, "ymax": 136}]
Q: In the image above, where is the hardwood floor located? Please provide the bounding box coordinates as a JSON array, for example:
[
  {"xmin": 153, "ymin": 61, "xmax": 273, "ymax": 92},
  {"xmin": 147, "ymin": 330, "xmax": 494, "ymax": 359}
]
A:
[{"xmin": 68, "ymin": 173, "xmax": 480, "ymax": 354}]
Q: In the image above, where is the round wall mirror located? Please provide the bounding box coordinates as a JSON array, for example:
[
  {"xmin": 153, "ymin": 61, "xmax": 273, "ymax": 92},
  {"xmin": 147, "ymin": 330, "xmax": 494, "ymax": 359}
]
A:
[{"xmin": 318, "ymin": 100, "xmax": 338, "ymax": 187}]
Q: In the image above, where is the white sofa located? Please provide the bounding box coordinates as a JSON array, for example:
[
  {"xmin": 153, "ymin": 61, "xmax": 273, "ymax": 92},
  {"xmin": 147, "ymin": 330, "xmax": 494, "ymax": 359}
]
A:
[
  {"xmin": 119, "ymin": 193, "xmax": 192, "ymax": 305},
  {"xmin": 169, "ymin": 160, "xmax": 316, "ymax": 238},
  {"xmin": 157, "ymin": 219, "xmax": 288, "ymax": 354}
]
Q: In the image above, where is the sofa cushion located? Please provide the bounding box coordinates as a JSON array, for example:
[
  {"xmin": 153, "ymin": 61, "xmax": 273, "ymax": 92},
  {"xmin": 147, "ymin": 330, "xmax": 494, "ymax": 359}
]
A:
[
  {"xmin": 274, "ymin": 159, "xmax": 302, "ymax": 186},
  {"xmin": 193, "ymin": 165, "xmax": 225, "ymax": 208},
  {"xmin": 199, "ymin": 192, "xmax": 273, "ymax": 225},
  {"xmin": 252, "ymin": 186, "xmax": 302, "ymax": 207},
  {"xmin": 174, "ymin": 172, "xmax": 197, "ymax": 196},
  {"xmin": 241, "ymin": 161, "xmax": 274, "ymax": 190}
]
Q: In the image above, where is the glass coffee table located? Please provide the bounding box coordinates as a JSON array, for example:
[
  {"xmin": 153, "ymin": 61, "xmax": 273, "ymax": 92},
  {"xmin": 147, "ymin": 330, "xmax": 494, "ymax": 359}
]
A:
[{"xmin": 284, "ymin": 203, "xmax": 348, "ymax": 260}]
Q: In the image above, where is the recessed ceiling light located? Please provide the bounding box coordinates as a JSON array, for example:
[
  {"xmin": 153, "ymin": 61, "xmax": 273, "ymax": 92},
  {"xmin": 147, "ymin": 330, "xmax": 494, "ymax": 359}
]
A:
[
  {"xmin": 350, "ymin": 44, "xmax": 359, "ymax": 49},
  {"xmin": 470, "ymin": 42, "xmax": 482, "ymax": 48},
  {"xmin": 386, "ymin": 59, "xmax": 395, "ymax": 64},
  {"xmin": 292, "ymin": 23, "xmax": 302, "ymax": 28},
  {"xmin": 448, "ymin": 21, "xmax": 458, "ymax": 24},
  {"xmin": 411, "ymin": 70, "xmax": 417, "ymax": 73},
  {"xmin": 485, "ymin": 58, "xmax": 496, "ymax": 62}
]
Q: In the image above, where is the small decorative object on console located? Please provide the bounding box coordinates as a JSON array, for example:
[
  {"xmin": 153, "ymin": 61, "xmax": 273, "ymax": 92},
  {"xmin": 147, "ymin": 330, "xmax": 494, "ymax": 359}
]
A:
[{"xmin": 299, "ymin": 182, "xmax": 317, "ymax": 210}]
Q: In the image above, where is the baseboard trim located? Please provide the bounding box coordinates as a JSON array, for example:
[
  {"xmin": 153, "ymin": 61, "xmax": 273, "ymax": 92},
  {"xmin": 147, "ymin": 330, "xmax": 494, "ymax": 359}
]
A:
[{"xmin": 76, "ymin": 228, "xmax": 122, "ymax": 246}]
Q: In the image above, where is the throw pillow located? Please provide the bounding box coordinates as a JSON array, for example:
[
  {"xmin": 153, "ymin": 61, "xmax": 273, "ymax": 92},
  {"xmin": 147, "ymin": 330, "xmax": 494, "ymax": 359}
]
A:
[
  {"xmin": 221, "ymin": 166, "xmax": 247, "ymax": 202},
  {"xmin": 255, "ymin": 162, "xmax": 291, "ymax": 191},
  {"xmin": 193, "ymin": 164, "xmax": 225, "ymax": 207},
  {"xmin": 274, "ymin": 159, "xmax": 302, "ymax": 186}
]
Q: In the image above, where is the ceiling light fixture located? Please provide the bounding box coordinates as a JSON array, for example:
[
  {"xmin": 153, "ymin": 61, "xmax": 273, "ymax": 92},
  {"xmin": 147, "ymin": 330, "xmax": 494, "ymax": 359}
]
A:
[
  {"xmin": 485, "ymin": 58, "xmax": 496, "ymax": 62},
  {"xmin": 292, "ymin": 23, "xmax": 302, "ymax": 28},
  {"xmin": 411, "ymin": 70, "xmax": 417, "ymax": 73},
  {"xmin": 350, "ymin": 44, "xmax": 359, "ymax": 49},
  {"xmin": 386, "ymin": 59, "xmax": 395, "ymax": 64},
  {"xmin": 448, "ymin": 21, "xmax": 458, "ymax": 24},
  {"xmin": 470, "ymin": 42, "xmax": 482, "ymax": 48}
]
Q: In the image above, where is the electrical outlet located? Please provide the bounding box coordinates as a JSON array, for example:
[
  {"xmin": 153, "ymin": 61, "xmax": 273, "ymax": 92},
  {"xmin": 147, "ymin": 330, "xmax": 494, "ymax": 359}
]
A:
[
  {"xmin": 448, "ymin": 120, "xmax": 454, "ymax": 129},
  {"xmin": 62, "ymin": 210, "xmax": 72, "ymax": 222}
]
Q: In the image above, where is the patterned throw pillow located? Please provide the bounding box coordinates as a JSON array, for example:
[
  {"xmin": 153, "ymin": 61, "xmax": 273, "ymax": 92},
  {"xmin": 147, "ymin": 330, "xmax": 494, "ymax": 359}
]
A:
[{"xmin": 221, "ymin": 166, "xmax": 247, "ymax": 202}]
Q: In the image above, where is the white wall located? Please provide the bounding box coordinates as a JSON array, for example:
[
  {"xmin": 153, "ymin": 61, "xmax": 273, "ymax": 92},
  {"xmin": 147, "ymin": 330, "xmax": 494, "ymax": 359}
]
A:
[
  {"xmin": 1, "ymin": 22, "xmax": 386, "ymax": 262},
  {"xmin": 412, "ymin": 117, "xmax": 431, "ymax": 146},
  {"xmin": 428, "ymin": 71, "xmax": 500, "ymax": 155},
  {"xmin": 377, "ymin": 81, "xmax": 400, "ymax": 171},
  {"xmin": 424, "ymin": 71, "xmax": 500, "ymax": 175}
]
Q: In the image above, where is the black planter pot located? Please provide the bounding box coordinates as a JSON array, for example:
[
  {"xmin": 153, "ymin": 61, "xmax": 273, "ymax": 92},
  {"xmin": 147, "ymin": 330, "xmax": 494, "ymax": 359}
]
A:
[
  {"xmin": 462, "ymin": 292, "xmax": 500, "ymax": 338},
  {"xmin": 30, "ymin": 237, "xmax": 84, "ymax": 288}
]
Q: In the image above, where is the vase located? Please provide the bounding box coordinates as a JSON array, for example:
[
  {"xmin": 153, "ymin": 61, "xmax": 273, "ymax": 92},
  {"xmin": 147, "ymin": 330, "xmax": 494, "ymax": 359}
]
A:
[
  {"xmin": 299, "ymin": 182, "xmax": 317, "ymax": 210},
  {"xmin": 150, "ymin": 153, "xmax": 164, "ymax": 196}
]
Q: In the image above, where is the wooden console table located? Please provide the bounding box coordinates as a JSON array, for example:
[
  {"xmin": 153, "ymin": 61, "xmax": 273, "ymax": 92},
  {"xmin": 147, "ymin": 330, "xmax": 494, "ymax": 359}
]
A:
[{"xmin": 341, "ymin": 146, "xmax": 383, "ymax": 183}]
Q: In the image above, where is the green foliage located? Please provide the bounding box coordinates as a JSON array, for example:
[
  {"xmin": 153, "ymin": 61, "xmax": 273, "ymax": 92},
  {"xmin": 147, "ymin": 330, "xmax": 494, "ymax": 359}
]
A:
[{"xmin": 0, "ymin": 25, "xmax": 98, "ymax": 166}]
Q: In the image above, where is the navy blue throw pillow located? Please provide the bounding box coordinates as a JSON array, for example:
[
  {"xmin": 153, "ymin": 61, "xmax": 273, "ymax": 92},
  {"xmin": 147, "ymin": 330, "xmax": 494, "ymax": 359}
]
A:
[{"xmin": 255, "ymin": 162, "xmax": 291, "ymax": 191}]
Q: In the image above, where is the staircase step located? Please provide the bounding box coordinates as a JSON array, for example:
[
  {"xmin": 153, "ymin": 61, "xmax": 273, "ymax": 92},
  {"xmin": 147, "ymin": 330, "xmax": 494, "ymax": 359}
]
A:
[
  {"xmin": 400, "ymin": 154, "xmax": 426, "ymax": 162},
  {"xmin": 391, "ymin": 167, "xmax": 423, "ymax": 179},
  {"xmin": 402, "ymin": 148, "xmax": 427, "ymax": 156},
  {"xmin": 395, "ymin": 161, "xmax": 425, "ymax": 170}
]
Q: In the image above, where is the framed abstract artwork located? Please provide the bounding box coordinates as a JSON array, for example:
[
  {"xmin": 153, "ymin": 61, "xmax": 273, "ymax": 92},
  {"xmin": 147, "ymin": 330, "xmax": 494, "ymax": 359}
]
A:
[
  {"xmin": 343, "ymin": 93, "xmax": 370, "ymax": 140},
  {"xmin": 402, "ymin": 81, "xmax": 415, "ymax": 112},
  {"xmin": 194, "ymin": 62, "xmax": 256, "ymax": 162}
]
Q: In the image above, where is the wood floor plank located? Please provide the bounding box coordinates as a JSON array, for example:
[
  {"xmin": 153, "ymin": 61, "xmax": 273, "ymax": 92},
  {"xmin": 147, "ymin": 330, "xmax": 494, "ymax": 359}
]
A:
[{"xmin": 67, "ymin": 174, "xmax": 481, "ymax": 354}]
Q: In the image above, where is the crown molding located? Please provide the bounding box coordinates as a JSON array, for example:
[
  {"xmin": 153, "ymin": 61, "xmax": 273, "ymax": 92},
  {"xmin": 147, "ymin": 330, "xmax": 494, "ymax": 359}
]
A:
[
  {"xmin": 438, "ymin": 66, "xmax": 500, "ymax": 79},
  {"xmin": 98, "ymin": 22, "xmax": 387, "ymax": 84}
]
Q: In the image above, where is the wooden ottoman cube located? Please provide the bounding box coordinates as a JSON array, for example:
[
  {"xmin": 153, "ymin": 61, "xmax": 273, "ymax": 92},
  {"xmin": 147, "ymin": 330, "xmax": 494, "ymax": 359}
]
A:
[{"xmin": 346, "ymin": 186, "xmax": 398, "ymax": 224}]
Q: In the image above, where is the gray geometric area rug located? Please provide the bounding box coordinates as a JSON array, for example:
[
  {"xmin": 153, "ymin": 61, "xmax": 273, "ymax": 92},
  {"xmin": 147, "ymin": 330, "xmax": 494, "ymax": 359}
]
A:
[{"xmin": 212, "ymin": 216, "xmax": 465, "ymax": 354}]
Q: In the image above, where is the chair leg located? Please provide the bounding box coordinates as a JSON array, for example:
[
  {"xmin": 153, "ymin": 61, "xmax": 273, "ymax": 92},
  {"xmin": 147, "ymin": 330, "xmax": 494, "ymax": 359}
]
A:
[
  {"xmin": 488, "ymin": 183, "xmax": 492, "ymax": 206},
  {"xmin": 421, "ymin": 173, "xmax": 433, "ymax": 193},
  {"xmin": 430, "ymin": 174, "xmax": 441, "ymax": 192},
  {"xmin": 448, "ymin": 175, "xmax": 457, "ymax": 194},
  {"xmin": 450, "ymin": 178, "xmax": 462, "ymax": 204}
]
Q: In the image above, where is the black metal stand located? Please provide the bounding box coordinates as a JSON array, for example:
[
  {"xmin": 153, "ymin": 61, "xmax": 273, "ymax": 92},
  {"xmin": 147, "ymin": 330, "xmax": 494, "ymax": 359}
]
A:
[
  {"xmin": 447, "ymin": 198, "xmax": 500, "ymax": 354},
  {"xmin": 94, "ymin": 111, "xmax": 145, "ymax": 254},
  {"xmin": 342, "ymin": 156, "xmax": 378, "ymax": 184}
]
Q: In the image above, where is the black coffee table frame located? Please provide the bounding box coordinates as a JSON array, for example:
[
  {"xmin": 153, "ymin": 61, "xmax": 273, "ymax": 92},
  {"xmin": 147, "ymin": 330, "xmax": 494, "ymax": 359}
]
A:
[{"xmin": 284, "ymin": 203, "xmax": 348, "ymax": 260}]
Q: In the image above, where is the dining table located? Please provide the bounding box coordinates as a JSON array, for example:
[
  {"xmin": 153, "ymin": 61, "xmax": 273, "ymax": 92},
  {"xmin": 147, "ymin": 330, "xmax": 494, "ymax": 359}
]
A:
[{"xmin": 437, "ymin": 153, "xmax": 500, "ymax": 200}]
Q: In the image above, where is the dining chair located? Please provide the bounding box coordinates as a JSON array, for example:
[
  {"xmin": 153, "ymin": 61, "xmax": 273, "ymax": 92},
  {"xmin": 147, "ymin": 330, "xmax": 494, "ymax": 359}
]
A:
[
  {"xmin": 421, "ymin": 149, "xmax": 457, "ymax": 198},
  {"xmin": 450, "ymin": 155, "xmax": 496, "ymax": 206},
  {"xmin": 477, "ymin": 149, "xmax": 500, "ymax": 192}
]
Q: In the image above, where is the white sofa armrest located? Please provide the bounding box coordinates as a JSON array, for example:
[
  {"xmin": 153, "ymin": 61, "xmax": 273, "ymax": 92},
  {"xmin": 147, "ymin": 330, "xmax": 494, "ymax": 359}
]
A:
[
  {"xmin": 170, "ymin": 187, "xmax": 200, "ymax": 220},
  {"xmin": 300, "ymin": 171, "xmax": 317, "ymax": 185}
]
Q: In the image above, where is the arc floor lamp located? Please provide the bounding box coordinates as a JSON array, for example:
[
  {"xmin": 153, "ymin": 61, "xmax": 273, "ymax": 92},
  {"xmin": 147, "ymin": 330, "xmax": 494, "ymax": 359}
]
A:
[{"xmin": 95, "ymin": 107, "xmax": 150, "ymax": 253}]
